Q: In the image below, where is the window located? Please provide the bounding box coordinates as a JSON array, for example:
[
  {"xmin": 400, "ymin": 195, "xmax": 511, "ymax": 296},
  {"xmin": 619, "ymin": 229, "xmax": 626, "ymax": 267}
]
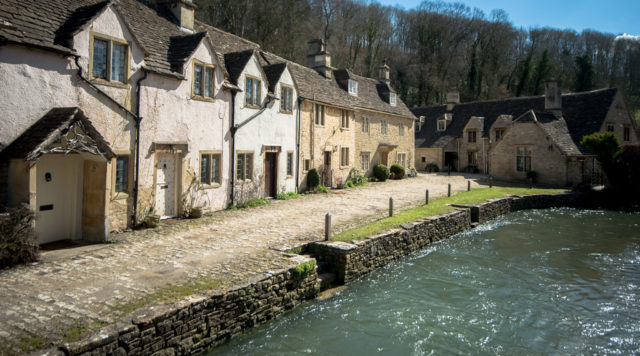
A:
[
  {"xmin": 193, "ymin": 62, "xmax": 215, "ymax": 99},
  {"xmin": 348, "ymin": 79, "xmax": 358, "ymax": 96},
  {"xmin": 396, "ymin": 153, "xmax": 406, "ymax": 167},
  {"xmin": 340, "ymin": 147, "xmax": 349, "ymax": 166},
  {"xmin": 516, "ymin": 147, "xmax": 532, "ymax": 172},
  {"xmin": 381, "ymin": 120, "xmax": 388, "ymax": 135},
  {"xmin": 362, "ymin": 117, "xmax": 370, "ymax": 133},
  {"xmin": 115, "ymin": 155, "xmax": 129, "ymax": 193},
  {"xmin": 236, "ymin": 152, "xmax": 253, "ymax": 181},
  {"xmin": 200, "ymin": 153, "xmax": 221, "ymax": 185},
  {"xmin": 390, "ymin": 92, "xmax": 397, "ymax": 106},
  {"xmin": 361, "ymin": 152, "xmax": 370, "ymax": 171},
  {"xmin": 421, "ymin": 156, "xmax": 426, "ymax": 163},
  {"xmin": 286, "ymin": 152, "xmax": 294, "ymax": 176},
  {"xmin": 341, "ymin": 110, "xmax": 350, "ymax": 129},
  {"xmin": 314, "ymin": 104, "xmax": 325, "ymax": 126},
  {"xmin": 304, "ymin": 159, "xmax": 311, "ymax": 171},
  {"xmin": 495, "ymin": 128, "xmax": 505, "ymax": 142},
  {"xmin": 91, "ymin": 34, "xmax": 129, "ymax": 83},
  {"xmin": 624, "ymin": 126, "xmax": 630, "ymax": 141},
  {"xmin": 467, "ymin": 151, "xmax": 477, "ymax": 165},
  {"xmin": 437, "ymin": 120, "xmax": 446, "ymax": 131},
  {"xmin": 468, "ymin": 130, "xmax": 477, "ymax": 143},
  {"xmin": 245, "ymin": 76, "xmax": 261, "ymax": 107},
  {"xmin": 399, "ymin": 123, "xmax": 404, "ymax": 136},
  {"xmin": 280, "ymin": 85, "xmax": 293, "ymax": 112},
  {"xmin": 606, "ymin": 124, "xmax": 615, "ymax": 132}
]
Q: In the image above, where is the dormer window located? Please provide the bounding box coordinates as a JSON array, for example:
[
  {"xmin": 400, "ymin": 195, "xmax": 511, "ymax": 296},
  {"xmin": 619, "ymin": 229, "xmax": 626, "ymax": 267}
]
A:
[
  {"xmin": 390, "ymin": 93, "xmax": 397, "ymax": 106},
  {"xmin": 245, "ymin": 76, "xmax": 261, "ymax": 107},
  {"xmin": 280, "ymin": 85, "xmax": 293, "ymax": 113},
  {"xmin": 348, "ymin": 80, "xmax": 358, "ymax": 96},
  {"xmin": 90, "ymin": 33, "xmax": 129, "ymax": 83},
  {"xmin": 437, "ymin": 119, "xmax": 446, "ymax": 131}
]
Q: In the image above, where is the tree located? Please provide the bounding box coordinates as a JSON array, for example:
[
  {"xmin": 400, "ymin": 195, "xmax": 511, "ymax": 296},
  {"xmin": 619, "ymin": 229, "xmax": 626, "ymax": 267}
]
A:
[
  {"xmin": 531, "ymin": 49, "xmax": 551, "ymax": 95},
  {"xmin": 575, "ymin": 54, "xmax": 595, "ymax": 92},
  {"xmin": 516, "ymin": 52, "xmax": 533, "ymax": 97}
]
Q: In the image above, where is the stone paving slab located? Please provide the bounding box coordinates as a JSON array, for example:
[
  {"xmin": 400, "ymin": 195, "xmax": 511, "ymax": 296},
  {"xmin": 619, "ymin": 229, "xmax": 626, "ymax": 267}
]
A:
[{"xmin": 0, "ymin": 173, "xmax": 487, "ymax": 355}]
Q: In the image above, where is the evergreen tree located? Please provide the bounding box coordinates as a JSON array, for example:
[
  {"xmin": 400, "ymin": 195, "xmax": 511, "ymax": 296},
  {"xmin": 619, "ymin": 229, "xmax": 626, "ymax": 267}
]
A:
[
  {"xmin": 575, "ymin": 55, "xmax": 595, "ymax": 92},
  {"xmin": 467, "ymin": 40, "xmax": 479, "ymax": 96},
  {"xmin": 516, "ymin": 52, "xmax": 533, "ymax": 97},
  {"xmin": 531, "ymin": 49, "xmax": 551, "ymax": 95}
]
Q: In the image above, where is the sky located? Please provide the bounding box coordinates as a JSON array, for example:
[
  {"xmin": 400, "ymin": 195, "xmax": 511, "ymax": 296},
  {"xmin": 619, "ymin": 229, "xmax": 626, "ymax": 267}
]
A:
[{"xmin": 377, "ymin": 0, "xmax": 640, "ymax": 36}]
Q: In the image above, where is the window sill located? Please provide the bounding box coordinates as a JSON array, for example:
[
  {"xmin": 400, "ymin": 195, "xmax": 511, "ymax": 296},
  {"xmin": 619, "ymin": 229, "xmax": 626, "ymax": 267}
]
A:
[
  {"xmin": 280, "ymin": 110, "xmax": 293, "ymax": 114},
  {"xmin": 286, "ymin": 175, "xmax": 293, "ymax": 179},
  {"xmin": 112, "ymin": 192, "xmax": 129, "ymax": 200},
  {"xmin": 236, "ymin": 179, "xmax": 253, "ymax": 185},
  {"xmin": 340, "ymin": 127, "xmax": 349, "ymax": 131},
  {"xmin": 200, "ymin": 183, "xmax": 221, "ymax": 189},
  {"xmin": 191, "ymin": 95, "xmax": 216, "ymax": 103},
  {"xmin": 340, "ymin": 165, "xmax": 350, "ymax": 169},
  {"xmin": 245, "ymin": 104, "xmax": 261, "ymax": 109},
  {"xmin": 91, "ymin": 78, "xmax": 130, "ymax": 89}
]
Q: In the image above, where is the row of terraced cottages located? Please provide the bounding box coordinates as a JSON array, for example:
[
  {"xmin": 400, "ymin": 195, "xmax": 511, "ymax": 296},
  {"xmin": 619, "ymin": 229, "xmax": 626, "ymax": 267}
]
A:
[{"xmin": 0, "ymin": 0, "xmax": 415, "ymax": 244}]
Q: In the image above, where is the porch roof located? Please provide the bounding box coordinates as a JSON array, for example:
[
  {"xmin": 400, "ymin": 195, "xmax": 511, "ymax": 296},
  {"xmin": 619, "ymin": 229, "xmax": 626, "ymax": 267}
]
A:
[{"xmin": 0, "ymin": 107, "xmax": 116, "ymax": 162}]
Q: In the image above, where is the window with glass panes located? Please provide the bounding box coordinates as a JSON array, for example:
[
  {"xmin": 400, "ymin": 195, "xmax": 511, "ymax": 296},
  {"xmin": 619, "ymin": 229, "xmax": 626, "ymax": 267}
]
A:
[
  {"xmin": 315, "ymin": 104, "xmax": 325, "ymax": 126},
  {"xmin": 91, "ymin": 35, "xmax": 128, "ymax": 83},
  {"xmin": 468, "ymin": 130, "xmax": 477, "ymax": 143},
  {"xmin": 236, "ymin": 153, "xmax": 253, "ymax": 181},
  {"xmin": 200, "ymin": 153, "xmax": 221, "ymax": 185},
  {"xmin": 287, "ymin": 152, "xmax": 294, "ymax": 176},
  {"xmin": 115, "ymin": 155, "xmax": 129, "ymax": 192},
  {"xmin": 516, "ymin": 147, "xmax": 531, "ymax": 172},
  {"xmin": 280, "ymin": 85, "xmax": 293, "ymax": 112},
  {"xmin": 399, "ymin": 123, "xmax": 404, "ymax": 136},
  {"xmin": 361, "ymin": 152, "xmax": 370, "ymax": 171},
  {"xmin": 245, "ymin": 77, "xmax": 261, "ymax": 106},
  {"xmin": 396, "ymin": 153, "xmax": 406, "ymax": 167},
  {"xmin": 362, "ymin": 117, "xmax": 370, "ymax": 133},
  {"xmin": 340, "ymin": 147, "xmax": 349, "ymax": 166},
  {"xmin": 381, "ymin": 120, "xmax": 388, "ymax": 135},
  {"xmin": 193, "ymin": 62, "xmax": 215, "ymax": 99},
  {"xmin": 341, "ymin": 110, "xmax": 350, "ymax": 129}
]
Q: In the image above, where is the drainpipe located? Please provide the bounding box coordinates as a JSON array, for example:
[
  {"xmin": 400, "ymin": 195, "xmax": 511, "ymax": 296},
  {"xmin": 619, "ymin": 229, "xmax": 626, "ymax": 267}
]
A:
[
  {"xmin": 230, "ymin": 92, "xmax": 236, "ymax": 206},
  {"xmin": 295, "ymin": 98, "xmax": 302, "ymax": 192},
  {"xmin": 133, "ymin": 69, "xmax": 148, "ymax": 226},
  {"xmin": 73, "ymin": 56, "xmax": 144, "ymax": 227}
]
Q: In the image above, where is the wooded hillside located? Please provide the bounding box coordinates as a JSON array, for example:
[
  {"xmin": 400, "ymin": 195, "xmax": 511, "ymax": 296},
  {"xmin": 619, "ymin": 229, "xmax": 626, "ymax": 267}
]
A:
[{"xmin": 192, "ymin": 0, "xmax": 640, "ymax": 121}]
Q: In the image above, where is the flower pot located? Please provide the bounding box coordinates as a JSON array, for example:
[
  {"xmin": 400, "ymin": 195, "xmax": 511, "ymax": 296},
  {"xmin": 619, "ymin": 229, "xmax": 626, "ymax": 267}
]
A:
[{"xmin": 190, "ymin": 207, "xmax": 203, "ymax": 219}]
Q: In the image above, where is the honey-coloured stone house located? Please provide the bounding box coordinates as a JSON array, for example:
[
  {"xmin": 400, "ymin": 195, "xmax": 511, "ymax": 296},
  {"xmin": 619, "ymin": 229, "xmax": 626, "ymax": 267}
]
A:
[{"xmin": 412, "ymin": 83, "xmax": 639, "ymax": 186}]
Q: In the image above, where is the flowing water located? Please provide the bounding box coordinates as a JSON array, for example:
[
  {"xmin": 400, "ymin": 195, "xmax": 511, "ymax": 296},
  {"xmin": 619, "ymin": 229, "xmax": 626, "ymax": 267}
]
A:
[{"xmin": 211, "ymin": 208, "xmax": 640, "ymax": 355}]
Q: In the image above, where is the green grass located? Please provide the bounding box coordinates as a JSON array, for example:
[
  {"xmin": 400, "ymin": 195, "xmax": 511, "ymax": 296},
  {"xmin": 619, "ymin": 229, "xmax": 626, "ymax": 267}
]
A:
[
  {"xmin": 289, "ymin": 260, "xmax": 316, "ymax": 278},
  {"xmin": 276, "ymin": 192, "xmax": 302, "ymax": 200},
  {"xmin": 331, "ymin": 187, "xmax": 566, "ymax": 242},
  {"xmin": 237, "ymin": 198, "xmax": 269, "ymax": 209}
]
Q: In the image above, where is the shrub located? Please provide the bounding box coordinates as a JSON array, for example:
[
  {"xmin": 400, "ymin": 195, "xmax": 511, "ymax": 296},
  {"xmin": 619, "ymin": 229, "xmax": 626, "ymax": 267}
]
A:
[
  {"xmin": 348, "ymin": 168, "xmax": 366, "ymax": 186},
  {"xmin": 425, "ymin": 163, "xmax": 439, "ymax": 172},
  {"xmin": 463, "ymin": 164, "xmax": 480, "ymax": 173},
  {"xmin": 409, "ymin": 167, "xmax": 418, "ymax": 177},
  {"xmin": 315, "ymin": 185, "xmax": 329, "ymax": 194},
  {"xmin": 237, "ymin": 198, "xmax": 269, "ymax": 209},
  {"xmin": 373, "ymin": 164, "xmax": 390, "ymax": 181},
  {"xmin": 307, "ymin": 168, "xmax": 320, "ymax": 189},
  {"xmin": 289, "ymin": 260, "xmax": 316, "ymax": 278},
  {"xmin": 390, "ymin": 164, "xmax": 405, "ymax": 179},
  {"xmin": 526, "ymin": 170, "xmax": 538, "ymax": 181},
  {"xmin": 0, "ymin": 204, "xmax": 39, "ymax": 268},
  {"xmin": 345, "ymin": 180, "xmax": 354, "ymax": 188}
]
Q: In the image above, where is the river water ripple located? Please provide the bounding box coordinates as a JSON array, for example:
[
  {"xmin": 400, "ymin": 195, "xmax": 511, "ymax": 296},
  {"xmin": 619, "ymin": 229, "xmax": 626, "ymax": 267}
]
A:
[{"xmin": 211, "ymin": 208, "xmax": 640, "ymax": 355}]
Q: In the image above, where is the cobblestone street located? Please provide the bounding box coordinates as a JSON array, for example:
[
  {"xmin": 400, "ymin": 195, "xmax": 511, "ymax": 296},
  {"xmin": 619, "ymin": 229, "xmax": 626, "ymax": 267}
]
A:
[{"xmin": 0, "ymin": 173, "xmax": 487, "ymax": 353}]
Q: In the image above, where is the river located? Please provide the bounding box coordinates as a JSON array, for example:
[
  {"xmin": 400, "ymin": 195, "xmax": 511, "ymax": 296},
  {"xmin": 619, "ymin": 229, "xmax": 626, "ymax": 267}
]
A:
[{"xmin": 211, "ymin": 208, "xmax": 640, "ymax": 355}]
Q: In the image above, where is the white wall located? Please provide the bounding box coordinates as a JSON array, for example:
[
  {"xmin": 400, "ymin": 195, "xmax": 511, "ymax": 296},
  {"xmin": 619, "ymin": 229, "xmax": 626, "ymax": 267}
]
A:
[{"xmin": 234, "ymin": 56, "xmax": 298, "ymax": 201}]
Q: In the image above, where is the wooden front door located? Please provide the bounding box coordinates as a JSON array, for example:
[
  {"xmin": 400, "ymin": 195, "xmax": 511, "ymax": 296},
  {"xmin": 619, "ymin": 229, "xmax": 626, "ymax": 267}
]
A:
[
  {"xmin": 155, "ymin": 153, "xmax": 177, "ymax": 218},
  {"xmin": 82, "ymin": 160, "xmax": 107, "ymax": 242},
  {"xmin": 264, "ymin": 152, "xmax": 277, "ymax": 197}
]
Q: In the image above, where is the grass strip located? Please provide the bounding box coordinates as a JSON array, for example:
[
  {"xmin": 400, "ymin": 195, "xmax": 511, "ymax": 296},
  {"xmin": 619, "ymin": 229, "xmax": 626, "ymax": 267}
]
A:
[{"xmin": 331, "ymin": 187, "xmax": 566, "ymax": 242}]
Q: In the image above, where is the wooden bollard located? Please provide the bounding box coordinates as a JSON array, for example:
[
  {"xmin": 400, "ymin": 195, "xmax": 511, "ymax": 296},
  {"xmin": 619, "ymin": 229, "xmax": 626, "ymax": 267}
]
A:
[
  {"xmin": 325, "ymin": 213, "xmax": 331, "ymax": 241},
  {"xmin": 425, "ymin": 189, "xmax": 429, "ymax": 205},
  {"xmin": 489, "ymin": 176, "xmax": 493, "ymax": 188},
  {"xmin": 448, "ymin": 183, "xmax": 451, "ymax": 197},
  {"xmin": 467, "ymin": 180, "xmax": 471, "ymax": 191},
  {"xmin": 389, "ymin": 197, "xmax": 394, "ymax": 217}
]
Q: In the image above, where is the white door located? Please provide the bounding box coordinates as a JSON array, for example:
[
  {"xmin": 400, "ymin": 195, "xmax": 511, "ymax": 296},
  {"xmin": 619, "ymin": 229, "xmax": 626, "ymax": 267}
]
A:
[
  {"xmin": 155, "ymin": 153, "xmax": 177, "ymax": 218},
  {"xmin": 35, "ymin": 155, "xmax": 75, "ymax": 244}
]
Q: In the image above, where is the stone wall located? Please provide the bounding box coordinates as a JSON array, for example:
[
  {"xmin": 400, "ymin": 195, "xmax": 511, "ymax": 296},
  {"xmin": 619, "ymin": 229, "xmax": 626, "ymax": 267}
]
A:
[
  {"xmin": 59, "ymin": 263, "xmax": 319, "ymax": 356},
  {"xmin": 308, "ymin": 209, "xmax": 471, "ymax": 283},
  {"xmin": 309, "ymin": 193, "xmax": 583, "ymax": 284}
]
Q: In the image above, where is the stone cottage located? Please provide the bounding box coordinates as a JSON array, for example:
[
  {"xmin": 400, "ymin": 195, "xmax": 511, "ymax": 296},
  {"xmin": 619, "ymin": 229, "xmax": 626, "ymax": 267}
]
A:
[{"xmin": 412, "ymin": 83, "xmax": 639, "ymax": 186}]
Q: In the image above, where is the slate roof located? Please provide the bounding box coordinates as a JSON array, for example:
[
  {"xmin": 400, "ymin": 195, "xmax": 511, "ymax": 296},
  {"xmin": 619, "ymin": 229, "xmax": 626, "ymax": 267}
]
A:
[
  {"xmin": 0, "ymin": 0, "xmax": 415, "ymax": 119},
  {"xmin": 412, "ymin": 88, "xmax": 619, "ymax": 154},
  {"xmin": 223, "ymin": 49, "xmax": 255, "ymax": 84},
  {"xmin": 514, "ymin": 110, "xmax": 583, "ymax": 155},
  {"xmin": 0, "ymin": 107, "xmax": 115, "ymax": 161},
  {"xmin": 263, "ymin": 62, "xmax": 287, "ymax": 93}
]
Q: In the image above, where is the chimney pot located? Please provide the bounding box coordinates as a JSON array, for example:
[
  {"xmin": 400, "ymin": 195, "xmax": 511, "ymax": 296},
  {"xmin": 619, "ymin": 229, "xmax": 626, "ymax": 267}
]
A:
[
  {"xmin": 307, "ymin": 39, "xmax": 333, "ymax": 79},
  {"xmin": 545, "ymin": 80, "xmax": 562, "ymax": 111},
  {"xmin": 379, "ymin": 59, "xmax": 390, "ymax": 84},
  {"xmin": 162, "ymin": 0, "xmax": 196, "ymax": 31}
]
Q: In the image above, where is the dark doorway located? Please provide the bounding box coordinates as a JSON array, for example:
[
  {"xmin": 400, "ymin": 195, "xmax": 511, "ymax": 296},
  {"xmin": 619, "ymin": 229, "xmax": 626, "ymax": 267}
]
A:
[
  {"xmin": 323, "ymin": 151, "xmax": 332, "ymax": 187},
  {"xmin": 264, "ymin": 152, "xmax": 277, "ymax": 197},
  {"xmin": 444, "ymin": 152, "xmax": 458, "ymax": 171}
]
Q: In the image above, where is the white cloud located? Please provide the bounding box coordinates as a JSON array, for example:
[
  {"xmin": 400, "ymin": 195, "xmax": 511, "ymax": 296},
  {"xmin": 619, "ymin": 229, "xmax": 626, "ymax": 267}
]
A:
[{"xmin": 615, "ymin": 33, "xmax": 640, "ymax": 41}]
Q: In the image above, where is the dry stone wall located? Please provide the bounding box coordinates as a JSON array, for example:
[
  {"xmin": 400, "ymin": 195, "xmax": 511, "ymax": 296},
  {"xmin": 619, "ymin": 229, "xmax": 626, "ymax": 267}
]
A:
[{"xmin": 58, "ymin": 265, "xmax": 319, "ymax": 356}]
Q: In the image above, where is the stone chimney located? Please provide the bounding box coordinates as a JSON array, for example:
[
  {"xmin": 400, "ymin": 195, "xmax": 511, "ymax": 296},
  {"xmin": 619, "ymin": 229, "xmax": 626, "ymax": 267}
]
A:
[
  {"xmin": 379, "ymin": 60, "xmax": 390, "ymax": 84},
  {"xmin": 162, "ymin": 0, "xmax": 196, "ymax": 31},
  {"xmin": 446, "ymin": 92, "xmax": 460, "ymax": 111},
  {"xmin": 307, "ymin": 39, "xmax": 333, "ymax": 79},
  {"xmin": 545, "ymin": 80, "xmax": 562, "ymax": 111}
]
